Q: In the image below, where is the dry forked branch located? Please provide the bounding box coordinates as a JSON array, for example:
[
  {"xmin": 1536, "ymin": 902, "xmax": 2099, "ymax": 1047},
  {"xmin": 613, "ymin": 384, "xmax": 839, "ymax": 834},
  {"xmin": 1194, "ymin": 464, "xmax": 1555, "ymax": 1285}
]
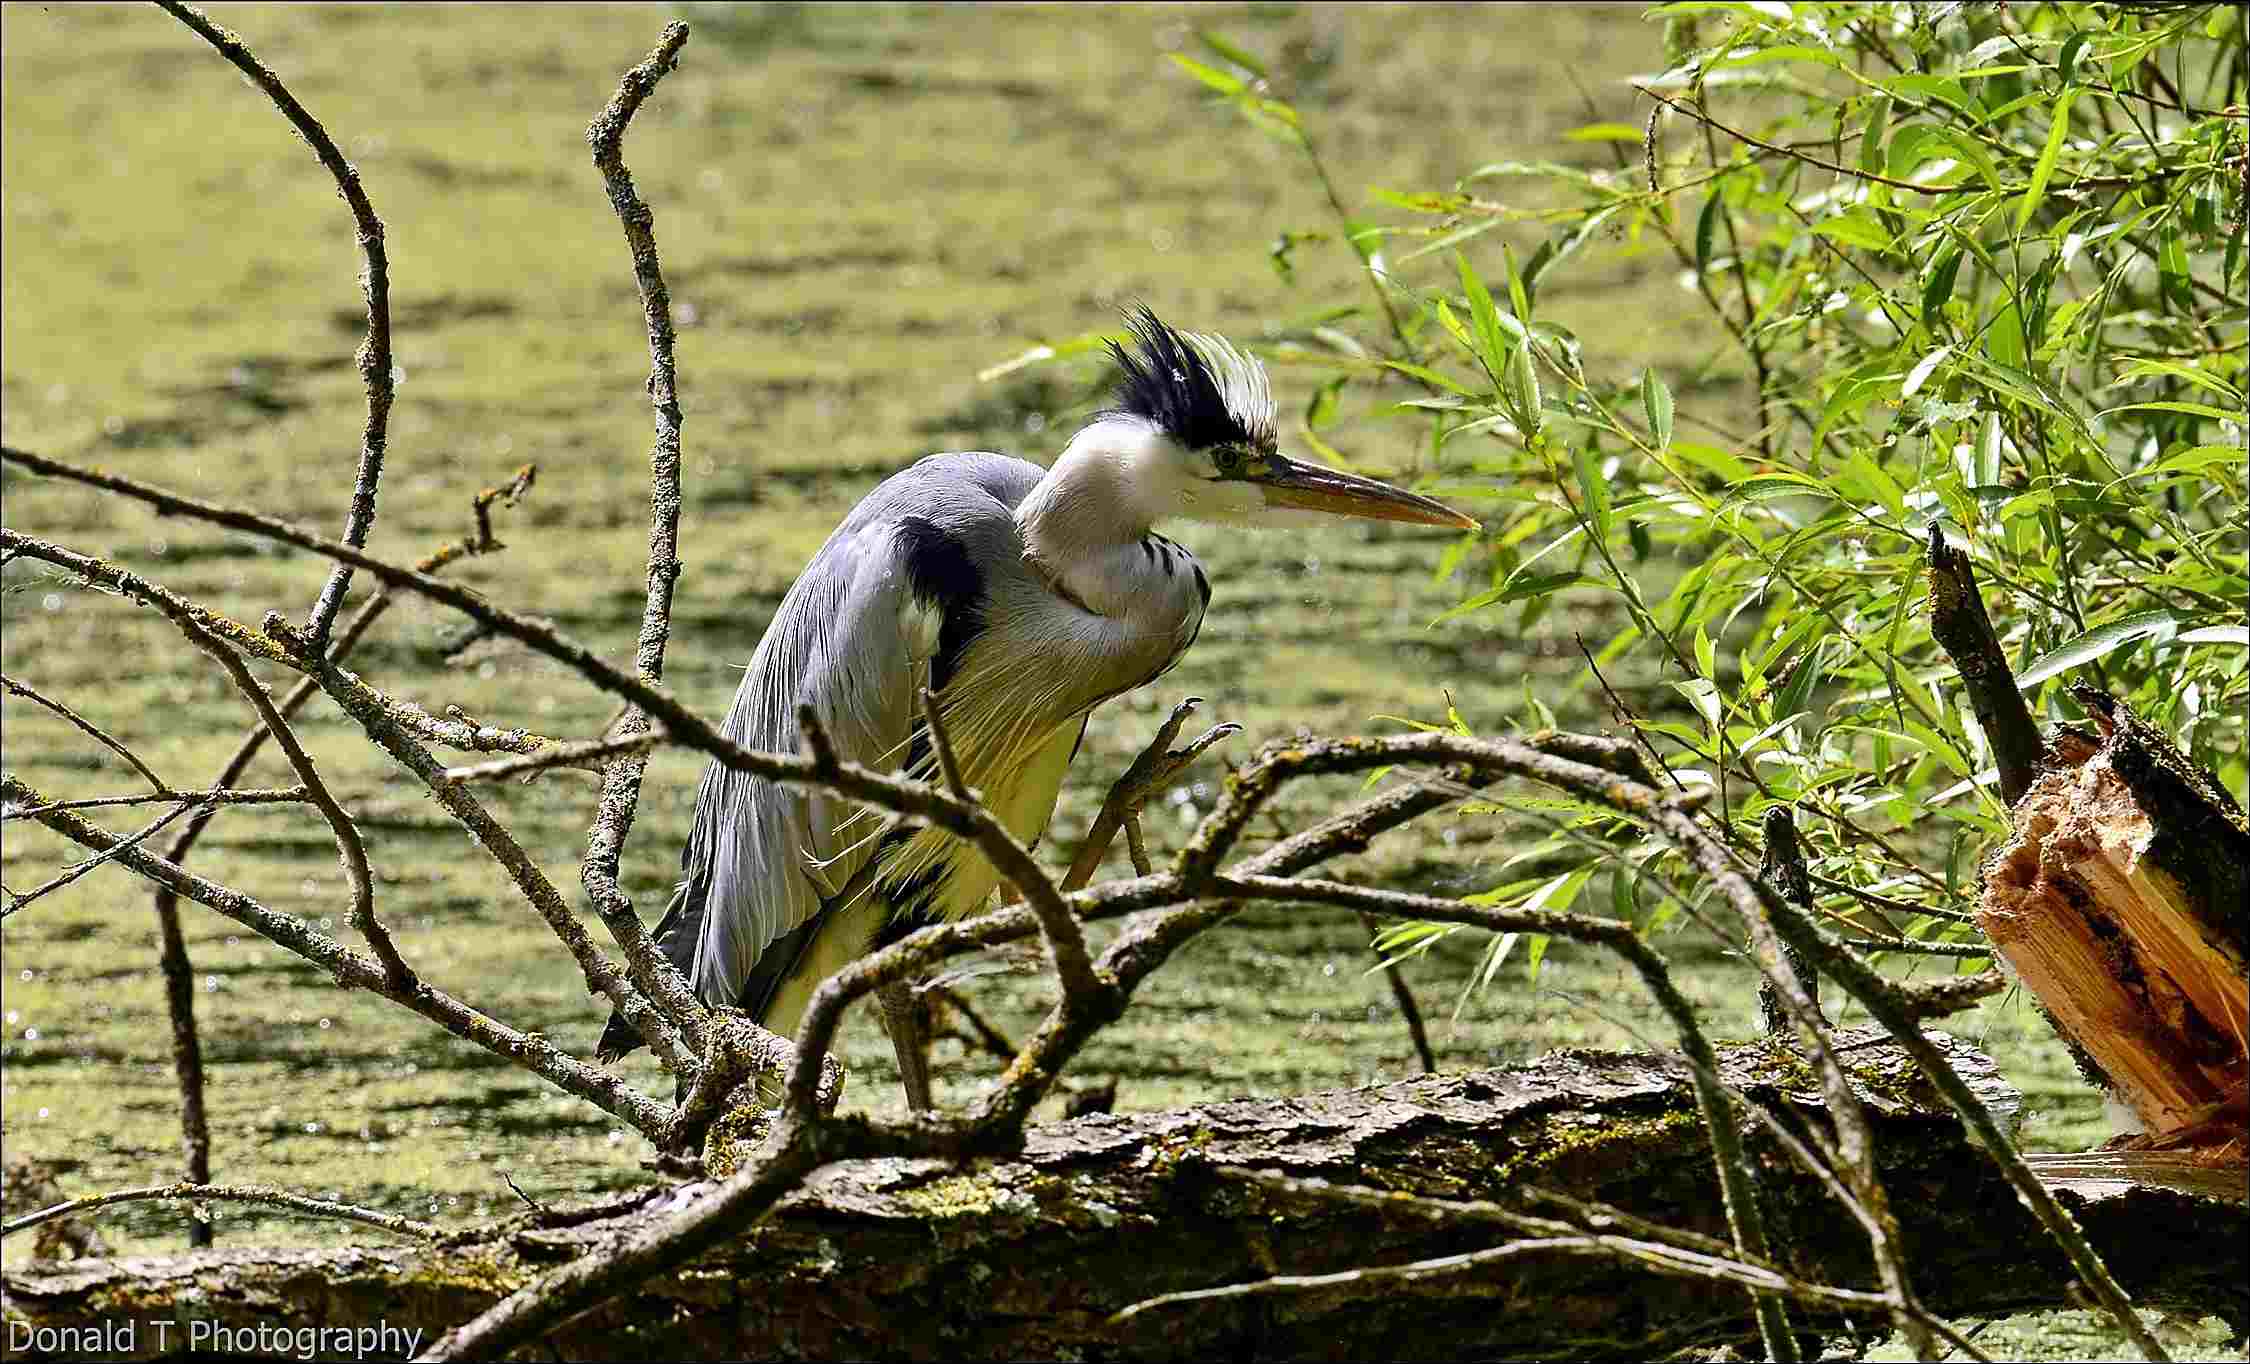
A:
[
  {"xmin": 427, "ymin": 720, "xmax": 2192, "ymax": 1363},
  {"xmin": 1059, "ymin": 694, "xmax": 1242, "ymax": 892},
  {"xmin": 3, "ymin": 522, "xmax": 696, "ymax": 1078},
  {"xmin": 577, "ymin": 19, "xmax": 710, "ymax": 1063},
  {"xmin": 2, "ymin": 799, "xmax": 206, "ymax": 918}
]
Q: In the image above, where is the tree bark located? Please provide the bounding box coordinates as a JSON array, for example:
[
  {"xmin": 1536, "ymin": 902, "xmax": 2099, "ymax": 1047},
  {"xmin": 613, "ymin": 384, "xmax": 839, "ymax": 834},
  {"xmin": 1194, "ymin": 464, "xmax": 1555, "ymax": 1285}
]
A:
[{"xmin": 4, "ymin": 1031, "xmax": 2242, "ymax": 1361}]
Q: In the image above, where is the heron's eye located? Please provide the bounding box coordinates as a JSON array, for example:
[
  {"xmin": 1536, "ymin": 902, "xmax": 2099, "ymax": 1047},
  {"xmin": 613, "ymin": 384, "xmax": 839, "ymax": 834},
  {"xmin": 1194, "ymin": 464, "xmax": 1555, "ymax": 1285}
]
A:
[{"xmin": 1211, "ymin": 444, "xmax": 1247, "ymax": 476}]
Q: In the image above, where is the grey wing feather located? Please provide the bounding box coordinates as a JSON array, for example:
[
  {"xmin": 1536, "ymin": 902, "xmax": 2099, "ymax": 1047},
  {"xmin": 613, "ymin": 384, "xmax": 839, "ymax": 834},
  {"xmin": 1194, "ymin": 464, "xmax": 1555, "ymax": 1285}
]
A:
[
  {"xmin": 670, "ymin": 452, "xmax": 1046, "ymax": 1013},
  {"xmin": 680, "ymin": 521, "xmax": 924, "ymax": 1007}
]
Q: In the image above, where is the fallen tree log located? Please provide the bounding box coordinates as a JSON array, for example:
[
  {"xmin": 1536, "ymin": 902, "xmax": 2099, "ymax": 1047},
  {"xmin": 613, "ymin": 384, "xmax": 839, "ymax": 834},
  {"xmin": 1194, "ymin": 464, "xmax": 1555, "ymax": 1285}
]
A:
[{"xmin": 5, "ymin": 1028, "xmax": 2243, "ymax": 1361}]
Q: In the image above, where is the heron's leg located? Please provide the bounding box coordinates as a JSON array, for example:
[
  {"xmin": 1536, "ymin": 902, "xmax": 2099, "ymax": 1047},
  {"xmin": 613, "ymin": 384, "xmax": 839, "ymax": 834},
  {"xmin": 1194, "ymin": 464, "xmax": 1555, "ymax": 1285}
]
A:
[{"xmin": 878, "ymin": 979, "xmax": 934, "ymax": 1112}]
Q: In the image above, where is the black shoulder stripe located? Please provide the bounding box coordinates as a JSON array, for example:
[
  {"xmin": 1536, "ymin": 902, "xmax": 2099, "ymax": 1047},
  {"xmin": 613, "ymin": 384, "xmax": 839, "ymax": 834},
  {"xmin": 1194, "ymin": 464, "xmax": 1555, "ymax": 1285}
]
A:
[
  {"xmin": 1192, "ymin": 561, "xmax": 1211, "ymax": 606},
  {"xmin": 896, "ymin": 516, "xmax": 986, "ymax": 691}
]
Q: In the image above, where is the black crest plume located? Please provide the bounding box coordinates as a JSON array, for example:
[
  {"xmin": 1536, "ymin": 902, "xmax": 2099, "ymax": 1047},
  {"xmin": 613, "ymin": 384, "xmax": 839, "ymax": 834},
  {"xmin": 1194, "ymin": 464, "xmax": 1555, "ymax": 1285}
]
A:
[{"xmin": 1105, "ymin": 306, "xmax": 1275, "ymax": 453}]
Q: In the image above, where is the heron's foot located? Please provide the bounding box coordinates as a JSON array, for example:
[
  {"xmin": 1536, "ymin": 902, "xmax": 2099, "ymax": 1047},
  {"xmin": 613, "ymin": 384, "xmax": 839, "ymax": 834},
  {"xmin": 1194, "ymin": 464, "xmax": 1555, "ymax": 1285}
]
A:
[
  {"xmin": 1063, "ymin": 697, "xmax": 1242, "ymax": 891},
  {"xmin": 879, "ymin": 978, "xmax": 936, "ymax": 1113}
]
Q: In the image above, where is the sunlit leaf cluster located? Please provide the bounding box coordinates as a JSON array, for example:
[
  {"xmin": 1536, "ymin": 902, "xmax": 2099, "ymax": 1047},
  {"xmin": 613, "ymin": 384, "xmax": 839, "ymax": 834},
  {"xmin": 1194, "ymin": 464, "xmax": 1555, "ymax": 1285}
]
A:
[{"xmin": 1175, "ymin": 4, "xmax": 2246, "ymax": 982}]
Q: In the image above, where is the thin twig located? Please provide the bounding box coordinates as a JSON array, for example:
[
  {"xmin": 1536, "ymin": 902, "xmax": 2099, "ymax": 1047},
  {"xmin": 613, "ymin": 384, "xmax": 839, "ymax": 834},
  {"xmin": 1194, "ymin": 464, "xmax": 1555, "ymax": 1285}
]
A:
[
  {"xmin": 1, "ymin": 672, "xmax": 170, "ymax": 792},
  {"xmin": 1122, "ymin": 814, "xmax": 1152, "ymax": 877},
  {"xmin": 1, "ymin": 1182, "xmax": 435, "ymax": 1242},
  {"xmin": 1573, "ymin": 635, "xmax": 1686, "ymax": 792},
  {"xmin": 3, "ymin": 799, "xmax": 203, "ymax": 917},
  {"xmin": 1838, "ymin": 937, "xmax": 1994, "ymax": 959},
  {"xmin": 1812, "ymin": 872, "xmax": 1977, "ymax": 925},
  {"xmin": 2, "ymin": 786, "xmax": 307, "ymax": 819},
  {"xmin": 441, "ymin": 731, "xmax": 664, "ymax": 786},
  {"xmin": 1637, "ymin": 83, "xmax": 2156, "ymax": 196},
  {"xmin": 156, "ymin": 2, "xmax": 394, "ymax": 652},
  {"xmin": 1356, "ymin": 909, "xmax": 1439, "ymax": 1074}
]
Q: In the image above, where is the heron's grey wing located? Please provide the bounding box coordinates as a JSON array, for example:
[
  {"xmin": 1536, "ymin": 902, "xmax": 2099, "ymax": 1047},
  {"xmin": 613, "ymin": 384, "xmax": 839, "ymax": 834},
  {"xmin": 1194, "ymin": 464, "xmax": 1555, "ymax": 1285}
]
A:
[{"xmin": 680, "ymin": 517, "xmax": 940, "ymax": 1011}]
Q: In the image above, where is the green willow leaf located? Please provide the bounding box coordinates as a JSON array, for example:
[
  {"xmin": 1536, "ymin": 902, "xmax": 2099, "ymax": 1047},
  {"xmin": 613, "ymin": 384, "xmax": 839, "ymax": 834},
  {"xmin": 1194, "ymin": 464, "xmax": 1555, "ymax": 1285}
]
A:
[
  {"xmin": 2015, "ymin": 88, "xmax": 2080, "ymax": 231},
  {"xmin": 1640, "ymin": 367, "xmax": 1674, "ymax": 448},
  {"xmin": 2016, "ymin": 610, "xmax": 2191, "ymax": 688}
]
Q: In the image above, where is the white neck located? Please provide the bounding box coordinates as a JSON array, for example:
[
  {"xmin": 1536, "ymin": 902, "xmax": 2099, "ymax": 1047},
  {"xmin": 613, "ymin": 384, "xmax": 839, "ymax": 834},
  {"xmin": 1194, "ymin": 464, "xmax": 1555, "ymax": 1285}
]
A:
[{"xmin": 1016, "ymin": 416, "xmax": 1176, "ymax": 567}]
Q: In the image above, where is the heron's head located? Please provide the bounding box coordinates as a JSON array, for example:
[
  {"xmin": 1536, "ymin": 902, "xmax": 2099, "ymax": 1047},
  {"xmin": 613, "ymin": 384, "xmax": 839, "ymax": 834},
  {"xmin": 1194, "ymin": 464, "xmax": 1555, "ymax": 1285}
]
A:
[{"xmin": 1074, "ymin": 307, "xmax": 1477, "ymax": 534}]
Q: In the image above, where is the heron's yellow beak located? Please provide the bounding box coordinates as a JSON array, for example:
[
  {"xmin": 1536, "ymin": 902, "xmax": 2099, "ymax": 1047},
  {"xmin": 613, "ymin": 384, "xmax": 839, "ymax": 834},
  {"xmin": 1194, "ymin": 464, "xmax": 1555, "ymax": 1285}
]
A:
[{"xmin": 1255, "ymin": 454, "xmax": 1479, "ymax": 531}]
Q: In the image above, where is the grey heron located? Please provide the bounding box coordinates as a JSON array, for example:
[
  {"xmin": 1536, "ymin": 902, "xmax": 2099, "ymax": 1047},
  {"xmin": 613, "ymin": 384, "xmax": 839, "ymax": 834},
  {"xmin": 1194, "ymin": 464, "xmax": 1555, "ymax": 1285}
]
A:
[{"xmin": 598, "ymin": 309, "xmax": 1476, "ymax": 1108}]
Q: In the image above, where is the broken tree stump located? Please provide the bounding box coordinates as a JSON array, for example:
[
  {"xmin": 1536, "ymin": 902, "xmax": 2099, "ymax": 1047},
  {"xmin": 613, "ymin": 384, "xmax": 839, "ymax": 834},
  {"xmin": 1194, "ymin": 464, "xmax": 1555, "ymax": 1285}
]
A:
[{"xmin": 1981, "ymin": 691, "xmax": 2249, "ymax": 1156}]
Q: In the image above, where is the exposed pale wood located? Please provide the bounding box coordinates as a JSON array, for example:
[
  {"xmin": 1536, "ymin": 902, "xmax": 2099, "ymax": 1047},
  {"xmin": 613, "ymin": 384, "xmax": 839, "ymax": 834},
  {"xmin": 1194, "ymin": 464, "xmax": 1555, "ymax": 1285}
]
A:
[{"xmin": 1983, "ymin": 730, "xmax": 2249, "ymax": 1151}]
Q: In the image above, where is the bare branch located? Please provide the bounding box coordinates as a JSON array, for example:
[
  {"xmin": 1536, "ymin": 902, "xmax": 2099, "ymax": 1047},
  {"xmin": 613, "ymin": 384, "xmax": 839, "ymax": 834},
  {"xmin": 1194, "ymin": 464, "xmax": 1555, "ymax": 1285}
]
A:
[
  {"xmin": 578, "ymin": 18, "xmax": 708, "ymax": 1066},
  {"xmin": 1, "ymin": 527, "xmax": 691, "ymax": 1072},
  {"xmin": 1122, "ymin": 813, "xmax": 1152, "ymax": 877},
  {"xmin": 1637, "ymin": 83, "xmax": 2149, "ymax": 197},
  {"xmin": 1356, "ymin": 909, "xmax": 1438, "ymax": 1074},
  {"xmin": 1812, "ymin": 870, "xmax": 1975, "ymax": 925},
  {"xmin": 189, "ymin": 614, "xmax": 413, "ymax": 993},
  {"xmin": 797, "ymin": 703, "xmax": 1104, "ymax": 1012},
  {"xmin": 1, "ymin": 1182, "xmax": 435, "ymax": 1243},
  {"xmin": 155, "ymin": 2, "xmax": 394, "ymax": 651},
  {"xmin": 1837, "ymin": 936, "xmax": 1995, "ymax": 959},
  {"xmin": 2, "ymin": 671, "xmax": 170, "ymax": 792},
  {"xmin": 1146, "ymin": 1167, "xmax": 1996, "ymax": 1362},
  {"xmin": 13, "ymin": 533, "xmax": 413, "ymax": 992},
  {"xmin": 1110, "ymin": 1228, "xmax": 1945, "ymax": 1339},
  {"xmin": 1927, "ymin": 526, "xmax": 2045, "ymax": 807}
]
